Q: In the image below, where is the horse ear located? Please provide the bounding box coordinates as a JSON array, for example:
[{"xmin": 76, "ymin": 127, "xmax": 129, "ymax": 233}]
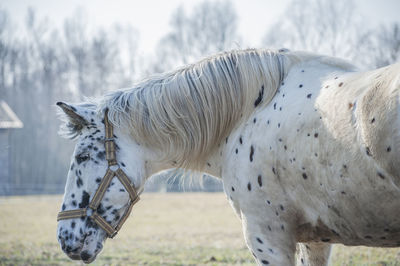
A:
[{"xmin": 56, "ymin": 101, "xmax": 88, "ymax": 126}]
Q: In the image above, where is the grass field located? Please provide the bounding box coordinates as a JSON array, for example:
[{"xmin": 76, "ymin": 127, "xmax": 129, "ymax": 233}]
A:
[{"xmin": 0, "ymin": 193, "xmax": 399, "ymax": 265}]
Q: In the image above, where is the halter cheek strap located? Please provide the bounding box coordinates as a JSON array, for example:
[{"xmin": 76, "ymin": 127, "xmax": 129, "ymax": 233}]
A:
[{"xmin": 57, "ymin": 110, "xmax": 140, "ymax": 238}]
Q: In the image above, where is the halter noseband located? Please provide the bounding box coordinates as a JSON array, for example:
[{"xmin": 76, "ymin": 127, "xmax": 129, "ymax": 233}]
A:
[{"xmin": 57, "ymin": 110, "xmax": 140, "ymax": 238}]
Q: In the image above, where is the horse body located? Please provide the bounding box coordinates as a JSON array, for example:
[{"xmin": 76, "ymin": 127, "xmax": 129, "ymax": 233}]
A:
[
  {"xmin": 217, "ymin": 59, "xmax": 400, "ymax": 264},
  {"xmin": 56, "ymin": 49, "xmax": 400, "ymax": 265}
]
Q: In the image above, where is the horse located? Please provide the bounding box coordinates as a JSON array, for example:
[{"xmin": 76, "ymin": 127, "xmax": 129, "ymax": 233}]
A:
[{"xmin": 56, "ymin": 48, "xmax": 400, "ymax": 265}]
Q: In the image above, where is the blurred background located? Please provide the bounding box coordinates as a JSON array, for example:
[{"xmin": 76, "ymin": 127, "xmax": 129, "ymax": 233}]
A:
[
  {"xmin": 1, "ymin": 1, "xmax": 400, "ymax": 265},
  {"xmin": 0, "ymin": 0, "xmax": 399, "ymax": 195}
]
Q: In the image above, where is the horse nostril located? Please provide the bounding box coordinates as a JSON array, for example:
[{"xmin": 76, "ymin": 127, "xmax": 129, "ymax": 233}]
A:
[{"xmin": 80, "ymin": 250, "xmax": 92, "ymax": 261}]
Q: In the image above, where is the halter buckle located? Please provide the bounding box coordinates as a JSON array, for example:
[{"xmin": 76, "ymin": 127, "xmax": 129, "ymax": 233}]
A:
[{"xmin": 109, "ymin": 231, "xmax": 118, "ymax": 238}]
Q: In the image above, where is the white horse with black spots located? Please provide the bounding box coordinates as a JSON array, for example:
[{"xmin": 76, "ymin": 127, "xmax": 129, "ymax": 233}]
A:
[{"xmin": 56, "ymin": 48, "xmax": 400, "ymax": 265}]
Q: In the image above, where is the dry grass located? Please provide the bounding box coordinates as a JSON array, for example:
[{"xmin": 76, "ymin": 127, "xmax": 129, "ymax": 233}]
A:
[{"xmin": 0, "ymin": 193, "xmax": 399, "ymax": 265}]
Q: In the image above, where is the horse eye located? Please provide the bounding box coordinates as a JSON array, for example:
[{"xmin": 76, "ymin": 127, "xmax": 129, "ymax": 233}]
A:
[{"xmin": 76, "ymin": 153, "xmax": 90, "ymax": 164}]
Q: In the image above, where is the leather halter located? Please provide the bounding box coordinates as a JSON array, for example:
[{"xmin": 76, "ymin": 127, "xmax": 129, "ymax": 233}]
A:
[{"xmin": 57, "ymin": 110, "xmax": 140, "ymax": 238}]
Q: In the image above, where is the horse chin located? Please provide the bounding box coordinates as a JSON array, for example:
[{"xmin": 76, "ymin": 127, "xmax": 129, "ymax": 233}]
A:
[
  {"xmin": 81, "ymin": 253, "xmax": 98, "ymax": 264},
  {"xmin": 79, "ymin": 231, "xmax": 106, "ymax": 264}
]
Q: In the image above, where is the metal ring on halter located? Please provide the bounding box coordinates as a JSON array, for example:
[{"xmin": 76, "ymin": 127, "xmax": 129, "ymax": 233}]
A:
[
  {"xmin": 86, "ymin": 207, "xmax": 94, "ymax": 217},
  {"xmin": 109, "ymin": 165, "xmax": 119, "ymax": 171}
]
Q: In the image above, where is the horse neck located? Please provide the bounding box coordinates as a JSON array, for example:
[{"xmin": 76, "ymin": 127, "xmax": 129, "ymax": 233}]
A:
[
  {"xmin": 107, "ymin": 49, "xmax": 299, "ymax": 173},
  {"xmin": 141, "ymin": 143, "xmax": 222, "ymax": 176}
]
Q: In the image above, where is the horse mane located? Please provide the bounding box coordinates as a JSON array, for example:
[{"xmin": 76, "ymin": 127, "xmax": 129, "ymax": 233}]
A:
[{"xmin": 99, "ymin": 49, "xmax": 309, "ymax": 170}]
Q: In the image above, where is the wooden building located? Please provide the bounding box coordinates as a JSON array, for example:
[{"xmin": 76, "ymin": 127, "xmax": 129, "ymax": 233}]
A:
[{"xmin": 0, "ymin": 101, "xmax": 23, "ymax": 195}]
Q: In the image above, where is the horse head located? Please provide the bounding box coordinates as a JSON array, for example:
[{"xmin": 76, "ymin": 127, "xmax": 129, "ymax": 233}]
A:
[{"xmin": 56, "ymin": 102, "xmax": 148, "ymax": 263}]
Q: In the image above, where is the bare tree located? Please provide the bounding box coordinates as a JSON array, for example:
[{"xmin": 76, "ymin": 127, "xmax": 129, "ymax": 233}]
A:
[
  {"xmin": 0, "ymin": 9, "xmax": 14, "ymax": 96},
  {"xmin": 263, "ymin": 0, "xmax": 359, "ymax": 59},
  {"xmin": 148, "ymin": 0, "xmax": 241, "ymax": 73},
  {"xmin": 90, "ymin": 29, "xmax": 119, "ymax": 94},
  {"xmin": 111, "ymin": 24, "xmax": 139, "ymax": 86},
  {"xmin": 0, "ymin": 7, "xmax": 142, "ymax": 194},
  {"xmin": 64, "ymin": 8, "xmax": 91, "ymax": 97},
  {"xmin": 263, "ymin": 0, "xmax": 400, "ymax": 69},
  {"xmin": 355, "ymin": 23, "xmax": 400, "ymax": 68}
]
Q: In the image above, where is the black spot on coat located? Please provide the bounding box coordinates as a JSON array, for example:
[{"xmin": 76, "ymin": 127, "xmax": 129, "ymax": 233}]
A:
[
  {"xmin": 377, "ymin": 172, "xmax": 385, "ymax": 179},
  {"xmin": 96, "ymin": 204, "xmax": 106, "ymax": 215},
  {"xmin": 366, "ymin": 147, "xmax": 372, "ymax": 156},
  {"xmin": 79, "ymin": 191, "xmax": 90, "ymax": 208},
  {"xmin": 254, "ymin": 85, "xmax": 265, "ymax": 107},
  {"xmin": 97, "ymin": 151, "xmax": 106, "ymax": 160},
  {"xmin": 250, "ymin": 146, "xmax": 254, "ymax": 162},
  {"xmin": 76, "ymin": 177, "xmax": 83, "ymax": 188},
  {"xmin": 76, "ymin": 154, "xmax": 89, "ymax": 165}
]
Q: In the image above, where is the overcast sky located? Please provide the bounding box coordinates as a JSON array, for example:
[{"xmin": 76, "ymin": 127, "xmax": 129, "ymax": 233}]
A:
[{"xmin": 3, "ymin": 0, "xmax": 400, "ymax": 57}]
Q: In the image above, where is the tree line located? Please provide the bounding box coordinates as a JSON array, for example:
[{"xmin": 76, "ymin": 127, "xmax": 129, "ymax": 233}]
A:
[{"xmin": 0, "ymin": 0, "xmax": 399, "ymax": 195}]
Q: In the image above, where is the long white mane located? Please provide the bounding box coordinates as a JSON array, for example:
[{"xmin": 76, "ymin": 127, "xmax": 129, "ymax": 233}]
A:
[{"xmin": 99, "ymin": 49, "xmax": 312, "ymax": 169}]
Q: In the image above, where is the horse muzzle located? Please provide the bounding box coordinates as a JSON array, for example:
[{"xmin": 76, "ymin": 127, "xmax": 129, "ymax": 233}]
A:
[
  {"xmin": 65, "ymin": 250, "xmax": 98, "ymax": 264},
  {"xmin": 58, "ymin": 229, "xmax": 103, "ymax": 264}
]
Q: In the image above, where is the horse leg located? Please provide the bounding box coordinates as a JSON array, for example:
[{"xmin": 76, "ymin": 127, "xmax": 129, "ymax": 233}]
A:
[
  {"xmin": 241, "ymin": 214, "xmax": 297, "ymax": 265},
  {"xmin": 295, "ymin": 243, "xmax": 331, "ymax": 266}
]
